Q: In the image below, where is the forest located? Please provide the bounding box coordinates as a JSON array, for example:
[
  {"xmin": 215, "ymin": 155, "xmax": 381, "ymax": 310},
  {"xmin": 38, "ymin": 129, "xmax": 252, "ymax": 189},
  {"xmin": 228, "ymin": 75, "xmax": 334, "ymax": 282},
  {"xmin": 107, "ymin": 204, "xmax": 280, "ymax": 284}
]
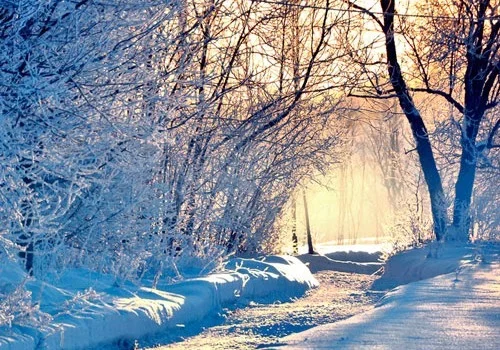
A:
[{"xmin": 0, "ymin": 0, "xmax": 498, "ymax": 338}]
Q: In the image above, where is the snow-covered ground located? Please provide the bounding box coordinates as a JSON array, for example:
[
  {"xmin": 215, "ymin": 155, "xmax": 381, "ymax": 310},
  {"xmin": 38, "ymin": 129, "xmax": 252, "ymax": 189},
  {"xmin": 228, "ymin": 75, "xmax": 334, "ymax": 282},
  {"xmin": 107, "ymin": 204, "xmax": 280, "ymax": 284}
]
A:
[
  {"xmin": 2, "ymin": 242, "xmax": 498, "ymax": 350},
  {"xmin": 146, "ymin": 270, "xmax": 381, "ymax": 349},
  {"xmin": 313, "ymin": 241, "xmax": 391, "ymax": 255},
  {"xmin": 266, "ymin": 242, "xmax": 500, "ymax": 349},
  {"xmin": 297, "ymin": 253, "xmax": 383, "ymax": 274},
  {"xmin": 0, "ymin": 256, "xmax": 317, "ymax": 350}
]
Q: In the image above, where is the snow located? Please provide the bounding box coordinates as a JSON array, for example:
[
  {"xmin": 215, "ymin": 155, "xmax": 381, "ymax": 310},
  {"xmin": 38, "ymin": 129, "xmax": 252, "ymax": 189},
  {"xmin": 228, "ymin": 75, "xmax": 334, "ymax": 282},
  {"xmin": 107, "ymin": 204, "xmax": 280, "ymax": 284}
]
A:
[
  {"xmin": 3, "ymin": 242, "xmax": 498, "ymax": 349},
  {"xmin": 314, "ymin": 241, "xmax": 391, "ymax": 255},
  {"xmin": 297, "ymin": 254, "xmax": 383, "ymax": 274},
  {"xmin": 264, "ymin": 243, "xmax": 500, "ymax": 349},
  {"xmin": 0, "ymin": 256, "xmax": 317, "ymax": 350},
  {"xmin": 295, "ymin": 241, "xmax": 385, "ymax": 275},
  {"xmin": 372, "ymin": 242, "xmax": 486, "ymax": 290}
]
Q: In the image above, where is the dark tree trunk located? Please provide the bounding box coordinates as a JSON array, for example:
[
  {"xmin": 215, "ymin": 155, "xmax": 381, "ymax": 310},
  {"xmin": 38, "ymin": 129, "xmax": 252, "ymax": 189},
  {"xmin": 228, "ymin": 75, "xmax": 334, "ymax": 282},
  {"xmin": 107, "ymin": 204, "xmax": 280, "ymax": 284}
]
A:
[
  {"xmin": 451, "ymin": 0, "xmax": 497, "ymax": 240},
  {"xmin": 18, "ymin": 234, "xmax": 34, "ymax": 275},
  {"xmin": 18, "ymin": 171, "xmax": 36, "ymax": 274},
  {"xmin": 452, "ymin": 116, "xmax": 480, "ymax": 239},
  {"xmin": 380, "ymin": 0, "xmax": 447, "ymax": 240},
  {"xmin": 303, "ymin": 190, "xmax": 315, "ymax": 254},
  {"xmin": 291, "ymin": 196, "xmax": 298, "ymax": 254}
]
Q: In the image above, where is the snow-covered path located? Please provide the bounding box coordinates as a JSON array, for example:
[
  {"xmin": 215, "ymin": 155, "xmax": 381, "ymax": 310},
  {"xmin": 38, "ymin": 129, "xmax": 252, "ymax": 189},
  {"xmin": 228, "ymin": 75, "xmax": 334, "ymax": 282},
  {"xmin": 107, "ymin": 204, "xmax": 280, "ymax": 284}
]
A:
[
  {"xmin": 143, "ymin": 271, "xmax": 381, "ymax": 349},
  {"xmin": 271, "ymin": 260, "xmax": 500, "ymax": 349}
]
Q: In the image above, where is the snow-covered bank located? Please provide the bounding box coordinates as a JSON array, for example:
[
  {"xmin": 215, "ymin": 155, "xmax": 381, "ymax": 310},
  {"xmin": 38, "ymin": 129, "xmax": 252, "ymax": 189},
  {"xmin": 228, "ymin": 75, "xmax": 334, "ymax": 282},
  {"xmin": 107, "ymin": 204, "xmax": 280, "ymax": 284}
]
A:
[
  {"xmin": 297, "ymin": 254, "xmax": 383, "ymax": 274},
  {"xmin": 313, "ymin": 241, "xmax": 391, "ymax": 255},
  {"xmin": 266, "ymin": 243, "xmax": 500, "ymax": 349},
  {"xmin": 295, "ymin": 242, "xmax": 386, "ymax": 275},
  {"xmin": 372, "ymin": 242, "xmax": 488, "ymax": 290},
  {"xmin": 0, "ymin": 256, "xmax": 317, "ymax": 350}
]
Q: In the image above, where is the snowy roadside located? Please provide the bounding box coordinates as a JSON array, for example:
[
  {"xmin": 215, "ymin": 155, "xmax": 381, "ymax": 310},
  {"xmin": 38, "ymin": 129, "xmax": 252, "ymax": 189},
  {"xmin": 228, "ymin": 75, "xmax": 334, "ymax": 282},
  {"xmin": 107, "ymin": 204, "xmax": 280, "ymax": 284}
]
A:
[
  {"xmin": 0, "ymin": 256, "xmax": 317, "ymax": 350},
  {"xmin": 266, "ymin": 243, "xmax": 500, "ymax": 349}
]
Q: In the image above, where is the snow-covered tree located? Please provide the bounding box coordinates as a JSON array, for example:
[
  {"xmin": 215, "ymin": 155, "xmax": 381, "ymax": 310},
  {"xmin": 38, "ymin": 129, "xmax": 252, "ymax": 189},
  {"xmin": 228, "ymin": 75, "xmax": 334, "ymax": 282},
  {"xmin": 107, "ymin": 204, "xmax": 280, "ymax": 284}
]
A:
[
  {"xmin": 343, "ymin": 0, "xmax": 499, "ymax": 241},
  {"xmin": 0, "ymin": 0, "xmax": 181, "ymax": 274},
  {"xmin": 1, "ymin": 0, "xmax": 350, "ymax": 279}
]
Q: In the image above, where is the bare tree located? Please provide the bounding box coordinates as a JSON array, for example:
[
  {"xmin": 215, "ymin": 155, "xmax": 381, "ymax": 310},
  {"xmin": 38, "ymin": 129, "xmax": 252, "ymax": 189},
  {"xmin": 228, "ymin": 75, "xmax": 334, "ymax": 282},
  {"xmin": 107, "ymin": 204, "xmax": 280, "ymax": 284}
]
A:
[
  {"xmin": 302, "ymin": 190, "xmax": 316, "ymax": 254},
  {"xmin": 344, "ymin": 0, "xmax": 499, "ymax": 241}
]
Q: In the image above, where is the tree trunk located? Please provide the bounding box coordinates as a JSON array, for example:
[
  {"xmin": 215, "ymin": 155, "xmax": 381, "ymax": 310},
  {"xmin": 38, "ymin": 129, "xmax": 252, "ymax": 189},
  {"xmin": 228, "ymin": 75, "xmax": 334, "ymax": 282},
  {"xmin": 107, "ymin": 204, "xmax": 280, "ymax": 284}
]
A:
[
  {"xmin": 451, "ymin": 2, "xmax": 491, "ymax": 239},
  {"xmin": 18, "ymin": 234, "xmax": 34, "ymax": 275},
  {"xmin": 452, "ymin": 112, "xmax": 482, "ymax": 240},
  {"xmin": 291, "ymin": 196, "xmax": 298, "ymax": 254},
  {"xmin": 18, "ymin": 172, "xmax": 36, "ymax": 274},
  {"xmin": 380, "ymin": 0, "xmax": 447, "ymax": 240},
  {"xmin": 303, "ymin": 190, "xmax": 315, "ymax": 254}
]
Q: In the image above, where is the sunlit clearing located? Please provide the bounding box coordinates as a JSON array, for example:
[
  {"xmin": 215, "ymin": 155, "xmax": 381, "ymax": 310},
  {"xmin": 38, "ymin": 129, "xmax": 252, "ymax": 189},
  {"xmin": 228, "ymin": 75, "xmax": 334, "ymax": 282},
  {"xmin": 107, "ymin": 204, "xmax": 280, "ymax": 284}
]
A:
[{"xmin": 285, "ymin": 157, "xmax": 397, "ymax": 254}]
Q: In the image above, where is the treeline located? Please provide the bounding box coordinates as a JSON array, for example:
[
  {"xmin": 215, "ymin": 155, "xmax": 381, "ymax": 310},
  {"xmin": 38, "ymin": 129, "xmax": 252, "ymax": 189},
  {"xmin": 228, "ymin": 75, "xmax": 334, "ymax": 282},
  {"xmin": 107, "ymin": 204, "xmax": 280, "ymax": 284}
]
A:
[
  {"xmin": 0, "ymin": 0, "xmax": 349, "ymax": 279},
  {"xmin": 0, "ymin": 0, "xmax": 498, "ymax": 280}
]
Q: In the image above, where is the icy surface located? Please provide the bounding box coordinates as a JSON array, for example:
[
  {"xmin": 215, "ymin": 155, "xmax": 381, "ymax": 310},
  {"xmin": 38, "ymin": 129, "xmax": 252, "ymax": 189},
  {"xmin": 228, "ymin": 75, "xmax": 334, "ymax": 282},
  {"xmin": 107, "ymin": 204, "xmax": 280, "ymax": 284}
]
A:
[
  {"xmin": 0, "ymin": 256, "xmax": 317, "ymax": 350},
  {"xmin": 268, "ymin": 243, "xmax": 500, "ymax": 349}
]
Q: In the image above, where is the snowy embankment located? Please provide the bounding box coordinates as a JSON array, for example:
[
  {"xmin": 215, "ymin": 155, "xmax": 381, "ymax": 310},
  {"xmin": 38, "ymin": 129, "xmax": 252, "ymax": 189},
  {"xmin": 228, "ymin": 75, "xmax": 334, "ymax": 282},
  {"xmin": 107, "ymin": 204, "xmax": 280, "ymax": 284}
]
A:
[
  {"xmin": 297, "ymin": 253, "xmax": 383, "ymax": 274},
  {"xmin": 0, "ymin": 256, "xmax": 317, "ymax": 350},
  {"xmin": 295, "ymin": 242, "xmax": 387, "ymax": 275},
  {"xmin": 268, "ymin": 243, "xmax": 500, "ymax": 349}
]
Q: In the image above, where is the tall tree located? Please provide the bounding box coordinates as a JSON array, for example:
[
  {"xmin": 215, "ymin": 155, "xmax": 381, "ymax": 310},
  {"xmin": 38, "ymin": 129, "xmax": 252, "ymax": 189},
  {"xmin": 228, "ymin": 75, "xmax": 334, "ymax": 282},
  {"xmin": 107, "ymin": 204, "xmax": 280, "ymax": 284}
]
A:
[
  {"xmin": 303, "ymin": 190, "xmax": 315, "ymax": 254},
  {"xmin": 345, "ymin": 0, "xmax": 499, "ymax": 241}
]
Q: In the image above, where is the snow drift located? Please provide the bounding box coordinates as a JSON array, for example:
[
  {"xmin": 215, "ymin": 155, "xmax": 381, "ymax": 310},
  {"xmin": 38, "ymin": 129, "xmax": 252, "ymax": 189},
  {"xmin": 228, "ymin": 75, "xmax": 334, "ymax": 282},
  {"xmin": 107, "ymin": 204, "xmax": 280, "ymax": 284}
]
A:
[
  {"xmin": 297, "ymin": 254, "xmax": 383, "ymax": 275},
  {"xmin": 371, "ymin": 242, "xmax": 488, "ymax": 290},
  {"xmin": 268, "ymin": 242, "xmax": 500, "ymax": 349},
  {"xmin": 0, "ymin": 255, "xmax": 317, "ymax": 350}
]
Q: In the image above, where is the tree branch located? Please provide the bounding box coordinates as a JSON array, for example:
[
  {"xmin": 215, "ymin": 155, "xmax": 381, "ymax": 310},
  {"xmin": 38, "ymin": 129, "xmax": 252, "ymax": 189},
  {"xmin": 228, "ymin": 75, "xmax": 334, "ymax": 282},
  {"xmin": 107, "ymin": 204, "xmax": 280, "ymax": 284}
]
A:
[
  {"xmin": 408, "ymin": 87, "xmax": 464, "ymax": 114},
  {"xmin": 348, "ymin": 92, "xmax": 398, "ymax": 99},
  {"xmin": 343, "ymin": 0, "xmax": 383, "ymax": 29},
  {"xmin": 487, "ymin": 118, "xmax": 500, "ymax": 149}
]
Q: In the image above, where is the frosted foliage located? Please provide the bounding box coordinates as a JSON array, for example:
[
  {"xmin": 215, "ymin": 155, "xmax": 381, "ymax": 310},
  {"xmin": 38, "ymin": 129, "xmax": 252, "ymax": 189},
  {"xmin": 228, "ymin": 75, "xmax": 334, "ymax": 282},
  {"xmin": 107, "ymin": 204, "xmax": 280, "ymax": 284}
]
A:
[
  {"xmin": 471, "ymin": 171, "xmax": 499, "ymax": 241},
  {"xmin": 0, "ymin": 280, "xmax": 52, "ymax": 328},
  {"xmin": 56, "ymin": 288, "xmax": 105, "ymax": 318},
  {"xmin": 388, "ymin": 198, "xmax": 433, "ymax": 253},
  {"xmin": 0, "ymin": 0, "xmax": 180, "ymax": 277},
  {"xmin": 0, "ymin": 0, "xmax": 346, "ymax": 281}
]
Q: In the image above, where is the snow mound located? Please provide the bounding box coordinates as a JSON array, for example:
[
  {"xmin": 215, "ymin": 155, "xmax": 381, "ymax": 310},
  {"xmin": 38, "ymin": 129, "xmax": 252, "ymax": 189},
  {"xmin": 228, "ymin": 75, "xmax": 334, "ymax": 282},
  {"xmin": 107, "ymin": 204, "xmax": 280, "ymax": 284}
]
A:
[
  {"xmin": 324, "ymin": 250, "xmax": 383, "ymax": 263},
  {"xmin": 270, "ymin": 245, "xmax": 500, "ymax": 349},
  {"xmin": 226, "ymin": 255, "xmax": 319, "ymax": 302},
  {"xmin": 371, "ymin": 242, "xmax": 490, "ymax": 290},
  {"xmin": 0, "ymin": 255, "xmax": 317, "ymax": 350},
  {"xmin": 314, "ymin": 242, "xmax": 391, "ymax": 255},
  {"xmin": 297, "ymin": 254, "xmax": 383, "ymax": 274}
]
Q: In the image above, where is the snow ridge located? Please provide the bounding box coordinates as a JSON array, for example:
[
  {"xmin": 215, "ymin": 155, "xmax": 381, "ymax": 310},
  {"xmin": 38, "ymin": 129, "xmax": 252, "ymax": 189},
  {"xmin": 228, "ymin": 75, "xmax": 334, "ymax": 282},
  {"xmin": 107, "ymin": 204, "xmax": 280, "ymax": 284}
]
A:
[{"xmin": 0, "ymin": 256, "xmax": 318, "ymax": 350}]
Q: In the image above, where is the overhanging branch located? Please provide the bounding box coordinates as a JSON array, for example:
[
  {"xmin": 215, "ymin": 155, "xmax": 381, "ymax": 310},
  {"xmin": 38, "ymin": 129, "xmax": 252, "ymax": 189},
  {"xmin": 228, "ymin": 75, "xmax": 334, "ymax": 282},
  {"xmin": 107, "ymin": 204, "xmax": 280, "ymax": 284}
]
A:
[{"xmin": 409, "ymin": 87, "xmax": 464, "ymax": 114}]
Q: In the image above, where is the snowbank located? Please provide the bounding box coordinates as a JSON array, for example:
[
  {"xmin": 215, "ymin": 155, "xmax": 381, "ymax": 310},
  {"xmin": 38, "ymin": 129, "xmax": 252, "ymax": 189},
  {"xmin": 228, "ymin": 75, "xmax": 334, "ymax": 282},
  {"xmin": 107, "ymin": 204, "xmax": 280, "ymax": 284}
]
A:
[
  {"xmin": 295, "ymin": 242, "xmax": 387, "ymax": 275},
  {"xmin": 297, "ymin": 254, "xmax": 383, "ymax": 274},
  {"xmin": 266, "ymin": 243, "xmax": 500, "ymax": 349},
  {"xmin": 371, "ymin": 242, "xmax": 486, "ymax": 290},
  {"xmin": 323, "ymin": 250, "xmax": 383, "ymax": 263},
  {"xmin": 314, "ymin": 242, "xmax": 391, "ymax": 255},
  {"xmin": 0, "ymin": 255, "xmax": 317, "ymax": 350}
]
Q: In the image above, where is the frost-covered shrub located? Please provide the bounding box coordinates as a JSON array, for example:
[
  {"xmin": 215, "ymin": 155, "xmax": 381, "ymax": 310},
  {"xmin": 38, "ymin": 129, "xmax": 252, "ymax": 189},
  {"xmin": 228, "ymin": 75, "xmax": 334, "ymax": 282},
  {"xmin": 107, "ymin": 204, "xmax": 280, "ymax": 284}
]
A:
[
  {"xmin": 55, "ymin": 288, "xmax": 105, "ymax": 317},
  {"xmin": 0, "ymin": 247, "xmax": 51, "ymax": 328},
  {"xmin": 0, "ymin": 0, "xmax": 346, "ymax": 284},
  {"xmin": 0, "ymin": 278, "xmax": 52, "ymax": 328},
  {"xmin": 471, "ymin": 171, "xmax": 500, "ymax": 241},
  {"xmin": 388, "ymin": 198, "xmax": 434, "ymax": 254}
]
